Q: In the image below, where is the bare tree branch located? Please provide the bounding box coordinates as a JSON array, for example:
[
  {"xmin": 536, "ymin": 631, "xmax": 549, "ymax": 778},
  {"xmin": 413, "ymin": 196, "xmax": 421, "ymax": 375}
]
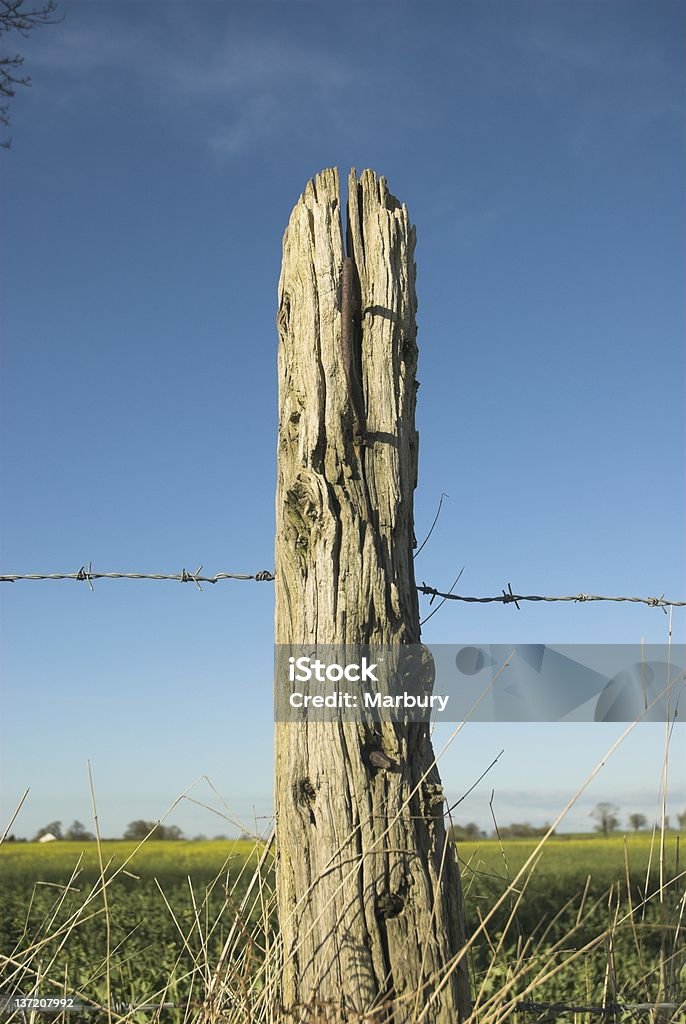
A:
[{"xmin": 0, "ymin": 0, "xmax": 61, "ymax": 147}]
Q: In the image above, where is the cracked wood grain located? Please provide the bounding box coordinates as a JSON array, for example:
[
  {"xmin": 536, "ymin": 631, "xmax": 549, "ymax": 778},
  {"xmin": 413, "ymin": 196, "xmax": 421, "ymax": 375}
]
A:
[
  {"xmin": 274, "ymin": 168, "xmax": 471, "ymax": 1023},
  {"xmin": 340, "ymin": 255, "xmax": 367, "ymax": 446}
]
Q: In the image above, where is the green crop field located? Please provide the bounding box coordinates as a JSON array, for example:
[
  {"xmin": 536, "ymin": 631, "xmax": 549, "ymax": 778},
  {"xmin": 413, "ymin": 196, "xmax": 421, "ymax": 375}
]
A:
[
  {"xmin": 1, "ymin": 834, "xmax": 683, "ymax": 1022},
  {"xmin": 0, "ymin": 838, "xmax": 265, "ymax": 885}
]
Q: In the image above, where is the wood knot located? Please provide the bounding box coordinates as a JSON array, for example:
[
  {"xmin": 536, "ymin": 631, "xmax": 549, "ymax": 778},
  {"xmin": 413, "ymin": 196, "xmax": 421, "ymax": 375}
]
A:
[
  {"xmin": 300, "ymin": 777, "xmax": 316, "ymax": 802},
  {"xmin": 375, "ymin": 892, "xmax": 405, "ymax": 920},
  {"xmin": 293, "ymin": 777, "xmax": 316, "ymax": 825},
  {"xmin": 277, "ymin": 293, "xmax": 291, "ymax": 338}
]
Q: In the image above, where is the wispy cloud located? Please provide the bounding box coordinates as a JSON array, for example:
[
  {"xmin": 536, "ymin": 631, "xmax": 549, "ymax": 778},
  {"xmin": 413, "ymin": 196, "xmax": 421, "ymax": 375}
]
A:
[
  {"xmin": 207, "ymin": 94, "xmax": 280, "ymax": 158},
  {"xmin": 514, "ymin": 13, "xmax": 683, "ymax": 155},
  {"xmin": 167, "ymin": 31, "xmax": 352, "ymax": 99},
  {"xmin": 26, "ymin": 7, "xmax": 355, "ymax": 155},
  {"xmin": 445, "ymin": 784, "xmax": 686, "ymax": 833}
]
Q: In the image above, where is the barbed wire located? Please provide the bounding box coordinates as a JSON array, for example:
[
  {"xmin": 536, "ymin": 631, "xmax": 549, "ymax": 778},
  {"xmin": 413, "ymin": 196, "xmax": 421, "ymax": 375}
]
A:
[
  {"xmin": 418, "ymin": 581, "xmax": 685, "ymax": 612},
  {"xmin": 0, "ymin": 563, "xmax": 274, "ymax": 591},
  {"xmin": 0, "ymin": 565, "xmax": 683, "ymax": 610}
]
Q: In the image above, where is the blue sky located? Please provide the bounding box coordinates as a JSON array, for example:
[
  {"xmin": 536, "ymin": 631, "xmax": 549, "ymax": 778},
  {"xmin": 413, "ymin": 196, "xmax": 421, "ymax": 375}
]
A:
[{"xmin": 1, "ymin": 1, "xmax": 684, "ymax": 840}]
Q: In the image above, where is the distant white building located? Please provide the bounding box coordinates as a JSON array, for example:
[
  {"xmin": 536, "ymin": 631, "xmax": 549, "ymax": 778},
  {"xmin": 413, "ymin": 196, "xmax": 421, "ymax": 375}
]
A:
[{"xmin": 38, "ymin": 832, "xmax": 58, "ymax": 843}]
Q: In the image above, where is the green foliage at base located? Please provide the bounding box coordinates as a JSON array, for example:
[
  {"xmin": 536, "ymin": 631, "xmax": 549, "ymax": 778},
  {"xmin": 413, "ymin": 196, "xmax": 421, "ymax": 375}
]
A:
[{"xmin": 0, "ymin": 835, "xmax": 682, "ymax": 1019}]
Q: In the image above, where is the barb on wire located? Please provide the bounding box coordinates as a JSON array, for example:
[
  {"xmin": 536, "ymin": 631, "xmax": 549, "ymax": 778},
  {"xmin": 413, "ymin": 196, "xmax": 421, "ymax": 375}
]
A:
[
  {"xmin": 76, "ymin": 562, "xmax": 94, "ymax": 591},
  {"xmin": 419, "ymin": 566, "xmax": 465, "ymax": 626},
  {"xmin": 180, "ymin": 565, "xmax": 204, "ymax": 591}
]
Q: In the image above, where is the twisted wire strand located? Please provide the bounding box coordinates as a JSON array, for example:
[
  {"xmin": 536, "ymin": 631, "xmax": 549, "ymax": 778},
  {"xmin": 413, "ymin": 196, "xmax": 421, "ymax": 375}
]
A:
[
  {"xmin": 0, "ymin": 564, "xmax": 274, "ymax": 592},
  {"xmin": 0, "ymin": 572, "xmax": 274, "ymax": 582},
  {"xmin": 416, "ymin": 582, "xmax": 684, "ymax": 611},
  {"xmin": 0, "ymin": 567, "xmax": 682, "ymax": 609}
]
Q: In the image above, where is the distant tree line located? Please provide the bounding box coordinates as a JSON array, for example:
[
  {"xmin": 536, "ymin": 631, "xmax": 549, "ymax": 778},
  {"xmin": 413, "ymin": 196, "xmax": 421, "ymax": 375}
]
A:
[
  {"xmin": 122, "ymin": 820, "xmax": 184, "ymax": 841},
  {"xmin": 448, "ymin": 805, "xmax": 686, "ymax": 842},
  {"xmin": 449, "ymin": 821, "xmax": 553, "ymax": 841},
  {"xmin": 32, "ymin": 820, "xmax": 95, "ymax": 841},
  {"xmin": 588, "ymin": 803, "xmax": 685, "ymax": 836},
  {"xmin": 26, "ymin": 819, "xmax": 188, "ymax": 841},
  {"xmin": 13, "ymin": 807, "xmax": 686, "ymax": 843},
  {"xmin": 19, "ymin": 820, "xmax": 235, "ymax": 842}
]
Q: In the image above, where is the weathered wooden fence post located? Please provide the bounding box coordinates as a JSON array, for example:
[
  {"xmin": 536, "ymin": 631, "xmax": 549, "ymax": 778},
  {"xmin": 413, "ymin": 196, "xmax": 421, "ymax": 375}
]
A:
[{"xmin": 275, "ymin": 168, "xmax": 471, "ymax": 1022}]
